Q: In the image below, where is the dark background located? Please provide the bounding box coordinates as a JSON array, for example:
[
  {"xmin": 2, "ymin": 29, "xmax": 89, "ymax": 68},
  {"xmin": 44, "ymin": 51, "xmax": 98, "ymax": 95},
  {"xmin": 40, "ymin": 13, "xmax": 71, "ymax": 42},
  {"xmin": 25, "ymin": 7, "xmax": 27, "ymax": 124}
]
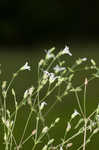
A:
[{"xmin": 0, "ymin": 0, "xmax": 96, "ymax": 45}]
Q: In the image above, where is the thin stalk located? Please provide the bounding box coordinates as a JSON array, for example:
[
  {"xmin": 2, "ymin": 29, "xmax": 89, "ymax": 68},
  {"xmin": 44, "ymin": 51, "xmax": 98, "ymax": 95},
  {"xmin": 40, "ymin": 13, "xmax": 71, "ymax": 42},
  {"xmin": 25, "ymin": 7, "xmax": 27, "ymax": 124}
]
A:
[
  {"xmin": 55, "ymin": 130, "xmax": 82, "ymax": 149},
  {"xmin": 80, "ymin": 77, "xmax": 95, "ymax": 89},
  {"xmin": 32, "ymin": 143, "xmax": 37, "ymax": 150},
  {"xmin": 10, "ymin": 93, "xmax": 18, "ymax": 150},
  {"xmin": 75, "ymin": 91, "xmax": 84, "ymax": 118},
  {"xmin": 21, "ymin": 133, "xmax": 33, "ymax": 146},
  {"xmin": 10, "ymin": 101, "xmax": 24, "ymax": 118},
  {"xmin": 44, "ymin": 100, "xmax": 57, "ymax": 117},
  {"xmin": 39, "ymin": 84, "xmax": 57, "ymax": 104},
  {"xmin": 19, "ymin": 110, "xmax": 33, "ymax": 147},
  {"xmin": 84, "ymin": 82, "xmax": 87, "ymax": 117},
  {"xmin": 83, "ymin": 79, "xmax": 88, "ymax": 150},
  {"xmin": 83, "ymin": 119, "xmax": 87, "ymax": 150},
  {"xmin": 77, "ymin": 134, "xmax": 92, "ymax": 150},
  {"xmin": 6, "ymin": 77, "xmax": 15, "ymax": 94},
  {"xmin": 88, "ymin": 109, "xmax": 96, "ymax": 120},
  {"xmin": 3, "ymin": 96, "xmax": 6, "ymax": 133},
  {"xmin": 34, "ymin": 117, "xmax": 39, "ymax": 142},
  {"xmin": 5, "ymin": 126, "xmax": 18, "ymax": 148},
  {"xmin": 47, "ymin": 56, "xmax": 56, "ymax": 71}
]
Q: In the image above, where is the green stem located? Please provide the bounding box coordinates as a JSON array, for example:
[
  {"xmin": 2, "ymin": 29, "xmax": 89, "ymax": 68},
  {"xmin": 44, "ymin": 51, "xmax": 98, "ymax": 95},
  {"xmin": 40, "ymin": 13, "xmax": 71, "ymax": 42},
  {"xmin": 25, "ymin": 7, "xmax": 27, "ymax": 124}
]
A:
[
  {"xmin": 21, "ymin": 133, "xmax": 33, "ymax": 146},
  {"xmin": 19, "ymin": 110, "xmax": 33, "ymax": 146},
  {"xmin": 84, "ymin": 84, "xmax": 87, "ymax": 117},
  {"xmin": 55, "ymin": 130, "xmax": 82, "ymax": 149},
  {"xmin": 75, "ymin": 91, "xmax": 84, "ymax": 118},
  {"xmin": 34, "ymin": 117, "xmax": 39, "ymax": 142},
  {"xmin": 83, "ymin": 119, "xmax": 87, "ymax": 150}
]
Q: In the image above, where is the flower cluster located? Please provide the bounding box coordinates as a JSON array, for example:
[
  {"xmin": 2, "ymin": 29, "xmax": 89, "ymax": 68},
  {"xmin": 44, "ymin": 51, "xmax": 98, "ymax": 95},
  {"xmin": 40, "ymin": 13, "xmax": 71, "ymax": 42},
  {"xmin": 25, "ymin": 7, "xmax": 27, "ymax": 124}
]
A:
[{"xmin": 43, "ymin": 71, "xmax": 59, "ymax": 84}]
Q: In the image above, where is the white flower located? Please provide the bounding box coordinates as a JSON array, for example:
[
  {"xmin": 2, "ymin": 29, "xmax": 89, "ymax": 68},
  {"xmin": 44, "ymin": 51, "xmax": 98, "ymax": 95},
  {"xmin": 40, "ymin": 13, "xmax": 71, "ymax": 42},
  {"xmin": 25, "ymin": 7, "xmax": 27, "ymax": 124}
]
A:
[
  {"xmin": 53, "ymin": 64, "xmax": 66, "ymax": 73},
  {"xmin": 82, "ymin": 57, "xmax": 87, "ymax": 61},
  {"xmin": 24, "ymin": 89, "xmax": 29, "ymax": 99},
  {"xmin": 42, "ymin": 126, "xmax": 49, "ymax": 134},
  {"xmin": 85, "ymin": 78, "xmax": 88, "ymax": 85},
  {"xmin": 48, "ymin": 138, "xmax": 54, "ymax": 145},
  {"xmin": 42, "ymin": 145, "xmax": 48, "ymax": 150},
  {"xmin": 76, "ymin": 57, "xmax": 87, "ymax": 65},
  {"xmin": 66, "ymin": 122, "xmax": 71, "ymax": 132},
  {"xmin": 43, "ymin": 71, "xmax": 50, "ymax": 81},
  {"xmin": 45, "ymin": 49, "xmax": 54, "ymax": 59},
  {"xmin": 39, "ymin": 59, "xmax": 44, "ymax": 66},
  {"xmin": 62, "ymin": 46, "xmax": 72, "ymax": 56},
  {"xmin": 91, "ymin": 59, "xmax": 96, "ymax": 66},
  {"xmin": 28, "ymin": 86, "xmax": 34, "ymax": 96},
  {"xmin": 40, "ymin": 101, "xmax": 47, "ymax": 110},
  {"xmin": 43, "ymin": 71, "xmax": 58, "ymax": 84},
  {"xmin": 2, "ymin": 81, "xmax": 7, "ymax": 90},
  {"xmin": 66, "ymin": 143, "xmax": 73, "ymax": 149},
  {"xmin": 49, "ymin": 73, "xmax": 58, "ymax": 83},
  {"xmin": 6, "ymin": 120, "xmax": 13, "ymax": 128},
  {"xmin": 55, "ymin": 117, "xmax": 60, "ymax": 124},
  {"xmin": 20, "ymin": 62, "xmax": 31, "ymax": 71},
  {"xmin": 60, "ymin": 146, "xmax": 63, "ymax": 150},
  {"xmin": 71, "ymin": 109, "xmax": 80, "ymax": 119},
  {"xmin": 4, "ymin": 133, "xmax": 7, "ymax": 142},
  {"xmin": 32, "ymin": 129, "xmax": 37, "ymax": 135},
  {"xmin": 44, "ymin": 70, "xmax": 50, "ymax": 76},
  {"xmin": 23, "ymin": 86, "xmax": 34, "ymax": 99}
]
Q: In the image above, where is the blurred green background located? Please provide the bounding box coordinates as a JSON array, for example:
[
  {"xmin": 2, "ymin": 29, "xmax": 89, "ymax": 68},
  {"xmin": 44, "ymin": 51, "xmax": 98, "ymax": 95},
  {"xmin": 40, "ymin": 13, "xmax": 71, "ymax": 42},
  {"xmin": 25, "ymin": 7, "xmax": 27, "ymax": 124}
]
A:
[{"xmin": 0, "ymin": 43, "xmax": 99, "ymax": 150}]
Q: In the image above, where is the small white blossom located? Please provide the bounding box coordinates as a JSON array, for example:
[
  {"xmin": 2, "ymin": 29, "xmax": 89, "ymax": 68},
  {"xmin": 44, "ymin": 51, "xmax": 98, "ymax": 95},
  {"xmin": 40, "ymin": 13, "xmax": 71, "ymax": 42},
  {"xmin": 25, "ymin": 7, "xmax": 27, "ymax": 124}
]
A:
[
  {"xmin": 12, "ymin": 88, "xmax": 15, "ymax": 97},
  {"xmin": 28, "ymin": 86, "xmax": 34, "ymax": 96},
  {"xmin": 53, "ymin": 64, "xmax": 66, "ymax": 73},
  {"xmin": 40, "ymin": 101, "xmax": 47, "ymax": 110},
  {"xmin": 20, "ymin": 62, "xmax": 31, "ymax": 71},
  {"xmin": 45, "ymin": 49, "xmax": 54, "ymax": 59},
  {"xmin": 43, "ymin": 71, "xmax": 58, "ymax": 83},
  {"xmin": 39, "ymin": 59, "xmax": 44, "ymax": 66},
  {"xmin": 24, "ymin": 89, "xmax": 29, "ymax": 99},
  {"xmin": 42, "ymin": 126, "xmax": 49, "ymax": 134},
  {"xmin": 2, "ymin": 81, "xmax": 7, "ymax": 90},
  {"xmin": 82, "ymin": 57, "xmax": 87, "ymax": 61},
  {"xmin": 7, "ymin": 109, "xmax": 10, "ymax": 118},
  {"xmin": 62, "ymin": 46, "xmax": 72, "ymax": 56},
  {"xmin": 48, "ymin": 138, "xmax": 54, "ymax": 145},
  {"xmin": 4, "ymin": 133, "xmax": 7, "ymax": 142},
  {"xmin": 76, "ymin": 57, "xmax": 87, "ymax": 65},
  {"xmin": 66, "ymin": 122, "xmax": 71, "ymax": 132},
  {"xmin": 49, "ymin": 73, "xmax": 57, "ymax": 83},
  {"xmin": 60, "ymin": 146, "xmax": 63, "ymax": 150},
  {"xmin": 55, "ymin": 117, "xmax": 60, "ymax": 124},
  {"xmin": 71, "ymin": 109, "xmax": 80, "ymax": 119},
  {"xmin": 91, "ymin": 59, "xmax": 96, "ymax": 66},
  {"xmin": 44, "ymin": 70, "xmax": 50, "ymax": 76},
  {"xmin": 66, "ymin": 143, "xmax": 73, "ymax": 149},
  {"xmin": 6, "ymin": 120, "xmax": 13, "ymax": 128},
  {"xmin": 32, "ymin": 129, "xmax": 37, "ymax": 135},
  {"xmin": 42, "ymin": 145, "xmax": 48, "ymax": 150},
  {"xmin": 23, "ymin": 86, "xmax": 34, "ymax": 99},
  {"xmin": 85, "ymin": 78, "xmax": 88, "ymax": 85}
]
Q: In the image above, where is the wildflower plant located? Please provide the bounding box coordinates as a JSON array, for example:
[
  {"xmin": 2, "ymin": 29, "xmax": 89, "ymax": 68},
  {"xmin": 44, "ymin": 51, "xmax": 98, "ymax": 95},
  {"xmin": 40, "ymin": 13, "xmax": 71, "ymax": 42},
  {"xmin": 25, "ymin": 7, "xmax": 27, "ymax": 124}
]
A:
[{"xmin": 0, "ymin": 46, "xmax": 99, "ymax": 150}]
